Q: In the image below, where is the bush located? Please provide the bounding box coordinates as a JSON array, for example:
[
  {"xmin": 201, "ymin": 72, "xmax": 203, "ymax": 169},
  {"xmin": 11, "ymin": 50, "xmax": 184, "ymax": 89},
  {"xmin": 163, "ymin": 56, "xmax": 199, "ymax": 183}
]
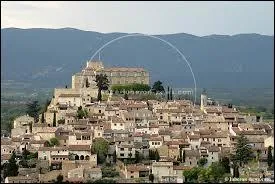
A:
[
  {"xmin": 57, "ymin": 119, "xmax": 65, "ymax": 124},
  {"xmin": 102, "ymin": 166, "xmax": 119, "ymax": 178},
  {"xmin": 111, "ymin": 84, "xmax": 150, "ymax": 93}
]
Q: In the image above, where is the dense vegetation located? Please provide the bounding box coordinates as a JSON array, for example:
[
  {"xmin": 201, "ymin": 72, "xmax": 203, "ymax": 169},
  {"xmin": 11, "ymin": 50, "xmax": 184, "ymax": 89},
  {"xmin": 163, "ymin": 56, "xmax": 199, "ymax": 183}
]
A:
[
  {"xmin": 111, "ymin": 83, "xmax": 151, "ymax": 93},
  {"xmin": 91, "ymin": 138, "xmax": 109, "ymax": 164}
]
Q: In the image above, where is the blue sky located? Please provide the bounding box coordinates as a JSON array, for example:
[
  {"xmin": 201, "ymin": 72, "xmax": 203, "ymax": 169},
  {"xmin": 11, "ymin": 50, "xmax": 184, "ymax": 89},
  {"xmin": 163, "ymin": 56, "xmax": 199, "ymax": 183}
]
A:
[{"xmin": 1, "ymin": 1, "xmax": 274, "ymax": 36}]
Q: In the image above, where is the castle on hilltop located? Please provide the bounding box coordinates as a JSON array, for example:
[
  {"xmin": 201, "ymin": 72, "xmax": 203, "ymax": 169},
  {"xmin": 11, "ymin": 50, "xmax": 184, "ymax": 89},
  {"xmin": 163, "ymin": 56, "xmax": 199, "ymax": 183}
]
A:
[
  {"xmin": 48, "ymin": 60, "xmax": 149, "ymax": 113},
  {"xmin": 72, "ymin": 61, "xmax": 149, "ymax": 89}
]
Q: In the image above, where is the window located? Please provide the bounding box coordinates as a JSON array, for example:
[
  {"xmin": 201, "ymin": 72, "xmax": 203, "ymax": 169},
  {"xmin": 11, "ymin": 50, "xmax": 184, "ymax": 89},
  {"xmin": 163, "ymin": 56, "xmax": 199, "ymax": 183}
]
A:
[
  {"xmin": 131, "ymin": 176, "xmax": 134, "ymax": 178},
  {"xmin": 152, "ymin": 142, "xmax": 154, "ymax": 145},
  {"xmin": 120, "ymin": 123, "xmax": 123, "ymax": 126},
  {"xmin": 120, "ymin": 153, "xmax": 124, "ymax": 157},
  {"xmin": 120, "ymin": 148, "xmax": 124, "ymax": 151},
  {"xmin": 213, "ymin": 138, "xmax": 215, "ymax": 141},
  {"xmin": 190, "ymin": 161, "xmax": 192, "ymax": 165},
  {"xmin": 212, "ymin": 157, "xmax": 214, "ymax": 159},
  {"xmin": 114, "ymin": 123, "xmax": 117, "ymax": 126}
]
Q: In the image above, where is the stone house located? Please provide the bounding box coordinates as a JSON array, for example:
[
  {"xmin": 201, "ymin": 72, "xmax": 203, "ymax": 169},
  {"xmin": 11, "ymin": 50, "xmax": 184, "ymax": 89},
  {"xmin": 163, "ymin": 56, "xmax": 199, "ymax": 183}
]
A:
[
  {"xmin": 13, "ymin": 115, "xmax": 34, "ymax": 129},
  {"xmin": 124, "ymin": 164, "xmax": 150, "ymax": 179},
  {"xmin": 149, "ymin": 136, "xmax": 163, "ymax": 149},
  {"xmin": 111, "ymin": 116, "xmax": 126, "ymax": 130},
  {"xmin": 68, "ymin": 131, "xmax": 93, "ymax": 146},
  {"xmin": 116, "ymin": 143, "xmax": 136, "ymax": 159},
  {"xmin": 187, "ymin": 134, "xmax": 201, "ymax": 149},
  {"xmin": 185, "ymin": 150, "xmax": 200, "ymax": 167},
  {"xmin": 68, "ymin": 145, "xmax": 94, "ymax": 161},
  {"xmin": 152, "ymin": 161, "xmax": 174, "ymax": 182},
  {"xmin": 67, "ymin": 166, "xmax": 102, "ymax": 182},
  {"xmin": 206, "ymin": 146, "xmax": 220, "ymax": 166},
  {"xmin": 5, "ymin": 175, "xmax": 38, "ymax": 183}
]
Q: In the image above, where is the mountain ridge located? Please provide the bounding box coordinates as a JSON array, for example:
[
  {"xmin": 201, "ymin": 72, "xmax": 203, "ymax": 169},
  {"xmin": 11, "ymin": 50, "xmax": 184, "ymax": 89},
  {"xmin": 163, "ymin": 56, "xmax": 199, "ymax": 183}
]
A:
[{"xmin": 1, "ymin": 27, "xmax": 273, "ymax": 89}]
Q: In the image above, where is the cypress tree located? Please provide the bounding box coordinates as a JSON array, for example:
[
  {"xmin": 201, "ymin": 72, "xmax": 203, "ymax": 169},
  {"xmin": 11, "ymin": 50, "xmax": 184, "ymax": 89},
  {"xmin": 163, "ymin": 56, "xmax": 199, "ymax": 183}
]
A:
[
  {"xmin": 53, "ymin": 112, "xmax": 56, "ymax": 127},
  {"xmin": 267, "ymin": 146, "xmax": 273, "ymax": 167},
  {"xmin": 5, "ymin": 151, "xmax": 19, "ymax": 177},
  {"xmin": 41, "ymin": 113, "xmax": 45, "ymax": 123},
  {"xmin": 170, "ymin": 88, "xmax": 173, "ymax": 100},
  {"xmin": 183, "ymin": 150, "xmax": 186, "ymax": 163},
  {"xmin": 167, "ymin": 86, "xmax": 170, "ymax": 100},
  {"xmin": 155, "ymin": 150, "xmax": 160, "ymax": 162}
]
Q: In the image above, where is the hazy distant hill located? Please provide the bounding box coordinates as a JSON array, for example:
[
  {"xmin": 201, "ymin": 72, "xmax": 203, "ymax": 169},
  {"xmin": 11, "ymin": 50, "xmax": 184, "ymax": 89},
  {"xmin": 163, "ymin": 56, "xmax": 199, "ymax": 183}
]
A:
[{"xmin": 1, "ymin": 28, "xmax": 274, "ymax": 89}]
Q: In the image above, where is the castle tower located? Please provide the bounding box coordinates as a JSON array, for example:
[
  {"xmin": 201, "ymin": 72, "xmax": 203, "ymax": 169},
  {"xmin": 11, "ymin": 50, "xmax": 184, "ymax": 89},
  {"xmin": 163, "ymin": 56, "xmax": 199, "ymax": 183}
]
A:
[
  {"xmin": 86, "ymin": 60, "xmax": 104, "ymax": 72},
  {"xmin": 200, "ymin": 89, "xmax": 207, "ymax": 111}
]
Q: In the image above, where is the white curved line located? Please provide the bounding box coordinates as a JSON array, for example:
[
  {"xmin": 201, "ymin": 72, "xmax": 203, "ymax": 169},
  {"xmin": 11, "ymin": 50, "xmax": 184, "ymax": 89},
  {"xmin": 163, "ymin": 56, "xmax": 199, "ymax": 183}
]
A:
[{"xmin": 81, "ymin": 33, "xmax": 197, "ymax": 105}]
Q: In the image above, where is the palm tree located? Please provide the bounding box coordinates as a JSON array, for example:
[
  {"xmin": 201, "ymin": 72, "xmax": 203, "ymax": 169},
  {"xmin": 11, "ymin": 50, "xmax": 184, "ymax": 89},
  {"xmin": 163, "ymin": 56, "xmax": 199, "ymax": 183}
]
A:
[{"xmin": 95, "ymin": 74, "xmax": 109, "ymax": 101}]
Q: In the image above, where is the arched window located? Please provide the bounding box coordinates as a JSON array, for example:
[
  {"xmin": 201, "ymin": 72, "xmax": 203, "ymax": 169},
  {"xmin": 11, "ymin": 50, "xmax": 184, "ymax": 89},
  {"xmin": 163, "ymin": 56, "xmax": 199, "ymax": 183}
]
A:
[
  {"xmin": 75, "ymin": 155, "xmax": 79, "ymax": 160},
  {"xmin": 80, "ymin": 155, "xmax": 84, "ymax": 160},
  {"xmin": 85, "ymin": 155, "xmax": 90, "ymax": 160}
]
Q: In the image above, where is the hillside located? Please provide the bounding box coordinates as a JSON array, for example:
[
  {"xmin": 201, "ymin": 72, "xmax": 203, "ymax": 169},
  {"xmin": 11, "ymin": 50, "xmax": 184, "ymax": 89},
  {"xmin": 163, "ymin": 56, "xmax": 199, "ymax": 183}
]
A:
[{"xmin": 1, "ymin": 28, "xmax": 274, "ymax": 89}]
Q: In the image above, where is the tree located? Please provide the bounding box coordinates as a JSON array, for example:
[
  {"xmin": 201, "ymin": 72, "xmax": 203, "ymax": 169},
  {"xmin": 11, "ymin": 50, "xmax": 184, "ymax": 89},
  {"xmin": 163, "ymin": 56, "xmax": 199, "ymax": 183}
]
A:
[
  {"xmin": 208, "ymin": 162, "xmax": 226, "ymax": 182},
  {"xmin": 85, "ymin": 78, "xmax": 90, "ymax": 88},
  {"xmin": 149, "ymin": 173, "xmax": 154, "ymax": 183},
  {"xmin": 91, "ymin": 138, "xmax": 109, "ymax": 164},
  {"xmin": 267, "ymin": 146, "xmax": 273, "ymax": 167},
  {"xmin": 41, "ymin": 113, "xmax": 45, "ymax": 123},
  {"xmin": 232, "ymin": 161, "xmax": 240, "ymax": 178},
  {"xmin": 167, "ymin": 86, "xmax": 170, "ymax": 100},
  {"xmin": 183, "ymin": 167, "xmax": 202, "ymax": 182},
  {"xmin": 22, "ymin": 146, "xmax": 30, "ymax": 160},
  {"xmin": 56, "ymin": 174, "xmax": 63, "ymax": 183},
  {"xmin": 232, "ymin": 134, "xmax": 253, "ymax": 167},
  {"xmin": 77, "ymin": 107, "xmax": 87, "ymax": 119},
  {"xmin": 41, "ymin": 99, "xmax": 51, "ymax": 114},
  {"xmin": 57, "ymin": 119, "xmax": 65, "ymax": 125},
  {"xmin": 182, "ymin": 150, "xmax": 186, "ymax": 163},
  {"xmin": 113, "ymin": 151, "xmax": 117, "ymax": 163},
  {"xmin": 49, "ymin": 137, "xmax": 60, "ymax": 146},
  {"xmin": 95, "ymin": 74, "xmax": 109, "ymax": 101},
  {"xmin": 198, "ymin": 158, "xmax": 207, "ymax": 167},
  {"xmin": 151, "ymin": 81, "xmax": 165, "ymax": 93},
  {"xmin": 4, "ymin": 151, "xmax": 19, "ymax": 177},
  {"xmin": 135, "ymin": 151, "xmax": 141, "ymax": 164},
  {"xmin": 155, "ymin": 150, "xmax": 160, "ymax": 162},
  {"xmin": 220, "ymin": 157, "xmax": 230, "ymax": 173},
  {"xmin": 124, "ymin": 93, "xmax": 128, "ymax": 100},
  {"xmin": 128, "ymin": 153, "xmax": 132, "ymax": 159},
  {"xmin": 26, "ymin": 100, "xmax": 41, "ymax": 123},
  {"xmin": 170, "ymin": 88, "xmax": 173, "ymax": 100},
  {"xmin": 53, "ymin": 111, "xmax": 56, "ymax": 127}
]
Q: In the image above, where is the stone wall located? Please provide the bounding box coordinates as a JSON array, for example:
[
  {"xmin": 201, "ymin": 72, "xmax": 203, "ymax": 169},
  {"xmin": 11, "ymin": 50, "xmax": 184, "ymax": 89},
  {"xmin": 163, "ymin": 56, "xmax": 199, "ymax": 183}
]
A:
[{"xmin": 62, "ymin": 160, "xmax": 97, "ymax": 179}]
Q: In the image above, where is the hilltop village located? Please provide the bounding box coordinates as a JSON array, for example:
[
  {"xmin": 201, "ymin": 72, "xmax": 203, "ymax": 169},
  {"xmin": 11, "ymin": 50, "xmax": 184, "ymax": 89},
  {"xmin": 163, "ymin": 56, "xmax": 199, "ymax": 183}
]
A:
[{"xmin": 1, "ymin": 61, "xmax": 274, "ymax": 183}]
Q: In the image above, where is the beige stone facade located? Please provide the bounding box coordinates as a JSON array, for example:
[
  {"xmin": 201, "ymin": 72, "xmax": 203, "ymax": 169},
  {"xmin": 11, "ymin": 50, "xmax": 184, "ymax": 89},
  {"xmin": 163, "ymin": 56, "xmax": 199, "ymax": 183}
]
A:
[{"xmin": 72, "ymin": 61, "xmax": 149, "ymax": 89}]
